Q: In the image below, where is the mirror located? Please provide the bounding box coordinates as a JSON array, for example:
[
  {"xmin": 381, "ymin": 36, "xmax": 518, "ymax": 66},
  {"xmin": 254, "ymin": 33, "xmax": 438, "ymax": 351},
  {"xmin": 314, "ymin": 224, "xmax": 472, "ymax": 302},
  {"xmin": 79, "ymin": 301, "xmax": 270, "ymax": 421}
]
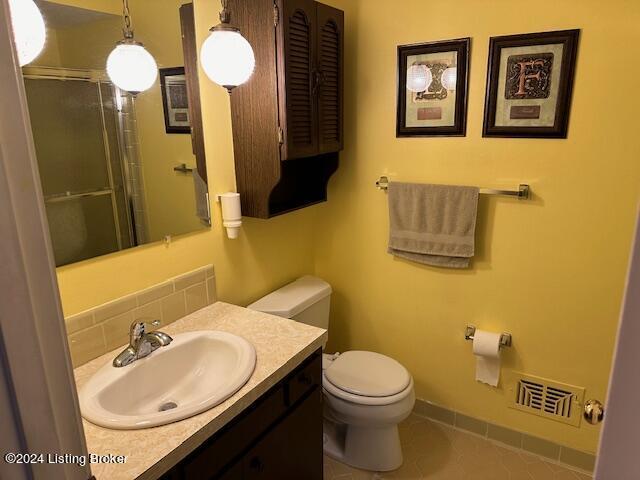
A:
[{"xmin": 22, "ymin": 0, "xmax": 210, "ymax": 267}]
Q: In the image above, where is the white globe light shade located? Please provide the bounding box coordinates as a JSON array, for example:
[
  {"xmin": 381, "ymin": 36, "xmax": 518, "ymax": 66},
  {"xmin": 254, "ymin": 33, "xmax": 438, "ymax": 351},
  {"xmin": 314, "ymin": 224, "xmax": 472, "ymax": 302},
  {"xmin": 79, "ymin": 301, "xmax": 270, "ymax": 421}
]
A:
[
  {"xmin": 200, "ymin": 29, "xmax": 255, "ymax": 89},
  {"xmin": 441, "ymin": 66, "xmax": 457, "ymax": 90},
  {"xmin": 106, "ymin": 43, "xmax": 158, "ymax": 93},
  {"xmin": 406, "ymin": 64, "xmax": 431, "ymax": 93},
  {"xmin": 8, "ymin": 0, "xmax": 46, "ymax": 66}
]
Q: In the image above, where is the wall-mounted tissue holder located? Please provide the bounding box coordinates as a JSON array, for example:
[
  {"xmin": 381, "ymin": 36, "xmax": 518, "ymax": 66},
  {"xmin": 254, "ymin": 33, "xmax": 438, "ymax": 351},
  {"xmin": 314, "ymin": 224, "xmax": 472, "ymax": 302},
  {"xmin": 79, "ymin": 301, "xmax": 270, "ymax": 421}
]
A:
[{"xmin": 465, "ymin": 325, "xmax": 512, "ymax": 348}]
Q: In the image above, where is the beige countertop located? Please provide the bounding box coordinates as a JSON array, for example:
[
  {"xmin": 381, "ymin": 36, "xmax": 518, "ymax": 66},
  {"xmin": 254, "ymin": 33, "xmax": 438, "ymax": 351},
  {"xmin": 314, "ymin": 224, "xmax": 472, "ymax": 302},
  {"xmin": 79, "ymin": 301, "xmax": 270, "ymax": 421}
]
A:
[{"xmin": 74, "ymin": 302, "xmax": 327, "ymax": 480}]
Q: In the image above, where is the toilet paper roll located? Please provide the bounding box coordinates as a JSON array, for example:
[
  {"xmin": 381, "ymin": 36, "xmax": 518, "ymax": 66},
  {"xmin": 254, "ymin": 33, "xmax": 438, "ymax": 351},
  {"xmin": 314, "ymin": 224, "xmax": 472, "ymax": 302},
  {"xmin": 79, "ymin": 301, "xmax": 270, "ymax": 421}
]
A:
[{"xmin": 472, "ymin": 330, "xmax": 502, "ymax": 387}]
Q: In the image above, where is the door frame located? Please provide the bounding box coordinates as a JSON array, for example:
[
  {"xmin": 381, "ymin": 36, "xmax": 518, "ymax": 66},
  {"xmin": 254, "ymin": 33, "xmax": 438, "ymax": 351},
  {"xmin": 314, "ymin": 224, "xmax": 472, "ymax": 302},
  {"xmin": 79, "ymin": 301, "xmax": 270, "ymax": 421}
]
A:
[
  {"xmin": 0, "ymin": 1, "xmax": 91, "ymax": 479},
  {"xmin": 594, "ymin": 207, "xmax": 640, "ymax": 479},
  {"xmin": 2, "ymin": 1, "xmax": 640, "ymax": 479}
]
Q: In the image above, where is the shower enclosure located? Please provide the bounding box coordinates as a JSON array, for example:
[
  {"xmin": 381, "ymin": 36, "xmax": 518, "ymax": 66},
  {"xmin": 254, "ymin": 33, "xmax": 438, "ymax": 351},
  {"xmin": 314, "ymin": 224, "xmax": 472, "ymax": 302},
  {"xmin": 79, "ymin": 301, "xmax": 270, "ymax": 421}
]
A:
[{"xmin": 23, "ymin": 67, "xmax": 146, "ymax": 266}]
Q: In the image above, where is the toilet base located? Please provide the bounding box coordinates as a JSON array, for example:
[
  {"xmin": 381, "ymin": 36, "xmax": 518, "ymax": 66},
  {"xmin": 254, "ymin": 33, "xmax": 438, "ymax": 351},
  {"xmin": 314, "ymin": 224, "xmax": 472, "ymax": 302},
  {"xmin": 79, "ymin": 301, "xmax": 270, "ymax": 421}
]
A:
[{"xmin": 323, "ymin": 418, "xmax": 403, "ymax": 472}]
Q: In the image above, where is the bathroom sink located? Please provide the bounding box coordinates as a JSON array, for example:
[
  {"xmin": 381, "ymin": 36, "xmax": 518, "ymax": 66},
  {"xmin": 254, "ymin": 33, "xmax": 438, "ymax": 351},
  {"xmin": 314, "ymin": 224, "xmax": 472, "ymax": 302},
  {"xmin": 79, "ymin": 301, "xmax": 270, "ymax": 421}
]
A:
[{"xmin": 79, "ymin": 331, "xmax": 256, "ymax": 429}]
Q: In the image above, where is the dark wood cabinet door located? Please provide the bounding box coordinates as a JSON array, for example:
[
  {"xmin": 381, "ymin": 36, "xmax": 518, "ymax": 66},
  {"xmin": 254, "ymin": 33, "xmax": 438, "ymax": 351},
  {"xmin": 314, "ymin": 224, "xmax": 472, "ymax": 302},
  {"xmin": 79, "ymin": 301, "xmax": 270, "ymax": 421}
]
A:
[
  {"xmin": 243, "ymin": 388, "xmax": 323, "ymax": 480},
  {"xmin": 179, "ymin": 3, "xmax": 207, "ymax": 182},
  {"xmin": 281, "ymin": 0, "xmax": 319, "ymax": 160},
  {"xmin": 316, "ymin": 3, "xmax": 343, "ymax": 154},
  {"xmin": 217, "ymin": 462, "xmax": 243, "ymax": 480}
]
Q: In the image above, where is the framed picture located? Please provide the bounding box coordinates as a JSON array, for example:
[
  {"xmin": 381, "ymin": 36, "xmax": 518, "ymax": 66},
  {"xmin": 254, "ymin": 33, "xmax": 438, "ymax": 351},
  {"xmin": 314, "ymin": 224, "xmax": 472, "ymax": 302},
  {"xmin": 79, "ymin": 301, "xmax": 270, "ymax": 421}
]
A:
[
  {"xmin": 159, "ymin": 67, "xmax": 191, "ymax": 134},
  {"xmin": 482, "ymin": 29, "xmax": 580, "ymax": 138},
  {"xmin": 397, "ymin": 38, "xmax": 470, "ymax": 137}
]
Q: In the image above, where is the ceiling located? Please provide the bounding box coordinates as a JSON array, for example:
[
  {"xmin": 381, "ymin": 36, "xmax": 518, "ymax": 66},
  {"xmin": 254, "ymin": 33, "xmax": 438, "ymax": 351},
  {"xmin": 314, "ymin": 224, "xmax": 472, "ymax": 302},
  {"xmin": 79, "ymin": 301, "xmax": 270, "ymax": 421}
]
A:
[{"xmin": 35, "ymin": 1, "xmax": 117, "ymax": 29}]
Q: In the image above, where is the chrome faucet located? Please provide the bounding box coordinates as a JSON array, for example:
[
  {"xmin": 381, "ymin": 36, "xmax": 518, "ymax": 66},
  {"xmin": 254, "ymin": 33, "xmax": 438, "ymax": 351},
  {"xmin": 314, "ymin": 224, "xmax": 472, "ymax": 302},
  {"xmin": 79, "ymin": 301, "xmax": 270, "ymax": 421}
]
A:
[{"xmin": 112, "ymin": 320, "xmax": 173, "ymax": 367}]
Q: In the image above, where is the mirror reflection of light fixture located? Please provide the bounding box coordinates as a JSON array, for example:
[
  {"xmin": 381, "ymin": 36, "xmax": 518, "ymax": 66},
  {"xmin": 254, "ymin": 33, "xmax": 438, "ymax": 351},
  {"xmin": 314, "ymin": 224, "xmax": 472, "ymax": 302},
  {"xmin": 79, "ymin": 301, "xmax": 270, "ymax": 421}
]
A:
[
  {"xmin": 441, "ymin": 66, "xmax": 457, "ymax": 91},
  {"xmin": 200, "ymin": 0, "xmax": 255, "ymax": 93},
  {"xmin": 406, "ymin": 64, "xmax": 432, "ymax": 93},
  {"xmin": 106, "ymin": 0, "xmax": 158, "ymax": 94},
  {"xmin": 8, "ymin": 0, "xmax": 46, "ymax": 66}
]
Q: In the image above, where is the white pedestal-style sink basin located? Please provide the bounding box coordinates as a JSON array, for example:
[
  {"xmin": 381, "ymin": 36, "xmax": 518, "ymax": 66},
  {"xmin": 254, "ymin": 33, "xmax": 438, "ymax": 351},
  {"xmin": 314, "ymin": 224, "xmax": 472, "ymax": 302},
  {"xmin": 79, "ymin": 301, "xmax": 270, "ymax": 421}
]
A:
[{"xmin": 79, "ymin": 331, "xmax": 256, "ymax": 429}]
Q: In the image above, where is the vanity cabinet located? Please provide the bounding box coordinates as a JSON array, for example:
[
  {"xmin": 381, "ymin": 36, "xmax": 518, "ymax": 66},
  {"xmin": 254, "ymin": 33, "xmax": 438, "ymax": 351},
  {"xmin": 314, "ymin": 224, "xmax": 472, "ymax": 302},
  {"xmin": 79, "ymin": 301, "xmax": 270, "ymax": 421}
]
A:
[
  {"xmin": 159, "ymin": 350, "xmax": 323, "ymax": 480},
  {"xmin": 229, "ymin": 0, "xmax": 344, "ymax": 218}
]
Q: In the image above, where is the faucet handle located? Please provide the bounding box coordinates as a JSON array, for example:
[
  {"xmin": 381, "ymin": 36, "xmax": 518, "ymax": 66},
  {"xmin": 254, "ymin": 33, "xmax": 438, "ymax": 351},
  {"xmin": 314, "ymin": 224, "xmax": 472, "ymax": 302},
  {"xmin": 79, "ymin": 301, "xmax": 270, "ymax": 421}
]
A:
[
  {"xmin": 129, "ymin": 321, "xmax": 146, "ymax": 345},
  {"xmin": 130, "ymin": 319, "xmax": 161, "ymax": 336}
]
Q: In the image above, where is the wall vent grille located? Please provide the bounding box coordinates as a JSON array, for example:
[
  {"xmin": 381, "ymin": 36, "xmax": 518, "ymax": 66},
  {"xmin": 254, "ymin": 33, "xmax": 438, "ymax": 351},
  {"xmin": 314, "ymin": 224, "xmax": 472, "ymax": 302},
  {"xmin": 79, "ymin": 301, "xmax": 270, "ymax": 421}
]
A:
[{"xmin": 507, "ymin": 372, "xmax": 585, "ymax": 427}]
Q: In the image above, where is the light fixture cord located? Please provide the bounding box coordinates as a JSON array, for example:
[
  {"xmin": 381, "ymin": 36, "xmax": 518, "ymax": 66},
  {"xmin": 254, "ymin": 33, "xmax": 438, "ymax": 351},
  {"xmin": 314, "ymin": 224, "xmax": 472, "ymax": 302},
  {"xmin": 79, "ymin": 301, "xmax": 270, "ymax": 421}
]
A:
[
  {"xmin": 122, "ymin": 0, "xmax": 134, "ymax": 39},
  {"xmin": 219, "ymin": 0, "xmax": 230, "ymax": 24}
]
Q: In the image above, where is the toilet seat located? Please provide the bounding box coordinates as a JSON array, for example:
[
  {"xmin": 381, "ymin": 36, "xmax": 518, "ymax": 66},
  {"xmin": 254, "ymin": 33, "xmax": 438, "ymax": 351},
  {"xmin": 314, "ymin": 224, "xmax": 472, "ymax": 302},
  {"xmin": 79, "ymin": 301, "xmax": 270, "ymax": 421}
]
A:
[
  {"xmin": 324, "ymin": 374, "xmax": 414, "ymax": 406},
  {"xmin": 323, "ymin": 351, "xmax": 413, "ymax": 406}
]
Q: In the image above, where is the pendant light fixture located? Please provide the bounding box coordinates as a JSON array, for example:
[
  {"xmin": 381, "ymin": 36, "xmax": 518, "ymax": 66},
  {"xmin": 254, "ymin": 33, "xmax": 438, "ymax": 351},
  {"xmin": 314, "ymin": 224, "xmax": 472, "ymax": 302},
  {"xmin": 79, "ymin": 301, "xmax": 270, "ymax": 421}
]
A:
[
  {"xmin": 200, "ymin": 0, "xmax": 255, "ymax": 93},
  {"xmin": 8, "ymin": 0, "xmax": 46, "ymax": 66},
  {"xmin": 106, "ymin": 0, "xmax": 157, "ymax": 94}
]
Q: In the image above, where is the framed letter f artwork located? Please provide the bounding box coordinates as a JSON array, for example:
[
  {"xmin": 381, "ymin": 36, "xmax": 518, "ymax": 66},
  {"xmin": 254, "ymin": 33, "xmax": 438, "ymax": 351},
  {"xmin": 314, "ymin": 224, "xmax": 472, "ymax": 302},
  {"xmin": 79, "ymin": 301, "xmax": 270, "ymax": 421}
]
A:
[{"xmin": 483, "ymin": 29, "xmax": 580, "ymax": 138}]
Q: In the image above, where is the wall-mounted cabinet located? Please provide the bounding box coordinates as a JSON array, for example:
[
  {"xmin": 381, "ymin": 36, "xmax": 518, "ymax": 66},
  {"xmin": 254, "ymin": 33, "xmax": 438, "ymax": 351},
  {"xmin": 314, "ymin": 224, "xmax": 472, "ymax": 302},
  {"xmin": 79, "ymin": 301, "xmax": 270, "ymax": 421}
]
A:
[{"xmin": 230, "ymin": 0, "xmax": 344, "ymax": 218}]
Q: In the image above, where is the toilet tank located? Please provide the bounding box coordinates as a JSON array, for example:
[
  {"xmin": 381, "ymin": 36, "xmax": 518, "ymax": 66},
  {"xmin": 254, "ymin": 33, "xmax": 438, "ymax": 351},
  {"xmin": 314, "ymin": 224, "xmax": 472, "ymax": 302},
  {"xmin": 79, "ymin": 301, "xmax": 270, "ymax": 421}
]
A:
[{"xmin": 247, "ymin": 276, "xmax": 332, "ymax": 330}]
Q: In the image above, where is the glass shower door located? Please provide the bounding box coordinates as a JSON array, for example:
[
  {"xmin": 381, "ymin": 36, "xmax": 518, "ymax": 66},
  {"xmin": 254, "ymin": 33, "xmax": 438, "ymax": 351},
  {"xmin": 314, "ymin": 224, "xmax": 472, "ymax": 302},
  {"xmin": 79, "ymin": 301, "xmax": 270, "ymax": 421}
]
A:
[{"xmin": 24, "ymin": 77, "xmax": 125, "ymax": 266}]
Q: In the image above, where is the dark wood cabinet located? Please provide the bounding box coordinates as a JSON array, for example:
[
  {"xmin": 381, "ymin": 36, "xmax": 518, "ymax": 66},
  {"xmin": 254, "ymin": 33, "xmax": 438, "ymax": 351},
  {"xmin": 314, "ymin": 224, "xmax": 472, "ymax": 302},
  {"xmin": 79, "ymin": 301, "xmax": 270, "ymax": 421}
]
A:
[
  {"xmin": 316, "ymin": 2, "xmax": 343, "ymax": 155},
  {"xmin": 179, "ymin": 3, "xmax": 207, "ymax": 183},
  {"xmin": 229, "ymin": 0, "xmax": 344, "ymax": 218},
  {"xmin": 243, "ymin": 389, "xmax": 322, "ymax": 480},
  {"xmin": 159, "ymin": 350, "xmax": 323, "ymax": 480},
  {"xmin": 280, "ymin": 0, "xmax": 318, "ymax": 160},
  {"xmin": 279, "ymin": 0, "xmax": 344, "ymax": 159}
]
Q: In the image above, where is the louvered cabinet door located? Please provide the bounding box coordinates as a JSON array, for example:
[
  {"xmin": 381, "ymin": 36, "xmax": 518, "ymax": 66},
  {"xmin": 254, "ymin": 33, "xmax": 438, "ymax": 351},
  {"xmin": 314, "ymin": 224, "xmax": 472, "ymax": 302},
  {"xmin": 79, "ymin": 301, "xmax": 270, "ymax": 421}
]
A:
[
  {"xmin": 316, "ymin": 3, "xmax": 343, "ymax": 154},
  {"xmin": 281, "ymin": 0, "xmax": 318, "ymax": 160}
]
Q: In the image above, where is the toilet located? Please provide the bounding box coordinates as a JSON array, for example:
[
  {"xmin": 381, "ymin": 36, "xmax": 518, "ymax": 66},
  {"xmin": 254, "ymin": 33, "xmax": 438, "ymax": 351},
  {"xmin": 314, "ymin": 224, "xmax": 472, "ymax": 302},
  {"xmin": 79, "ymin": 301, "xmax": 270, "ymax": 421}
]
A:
[{"xmin": 248, "ymin": 276, "xmax": 415, "ymax": 472}]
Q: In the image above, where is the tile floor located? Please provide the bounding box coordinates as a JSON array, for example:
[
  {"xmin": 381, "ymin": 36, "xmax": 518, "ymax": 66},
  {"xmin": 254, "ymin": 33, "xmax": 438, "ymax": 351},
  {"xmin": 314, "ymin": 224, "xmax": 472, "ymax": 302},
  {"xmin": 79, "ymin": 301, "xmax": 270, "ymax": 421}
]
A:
[{"xmin": 323, "ymin": 414, "xmax": 592, "ymax": 480}]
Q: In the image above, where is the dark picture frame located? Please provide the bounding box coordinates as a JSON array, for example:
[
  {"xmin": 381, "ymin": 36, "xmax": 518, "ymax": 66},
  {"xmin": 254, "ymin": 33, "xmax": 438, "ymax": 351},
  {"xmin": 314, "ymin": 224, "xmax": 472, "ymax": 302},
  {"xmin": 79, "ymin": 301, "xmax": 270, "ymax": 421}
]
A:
[
  {"xmin": 482, "ymin": 29, "xmax": 580, "ymax": 138},
  {"xmin": 159, "ymin": 67, "xmax": 191, "ymax": 134},
  {"xmin": 396, "ymin": 38, "xmax": 470, "ymax": 137}
]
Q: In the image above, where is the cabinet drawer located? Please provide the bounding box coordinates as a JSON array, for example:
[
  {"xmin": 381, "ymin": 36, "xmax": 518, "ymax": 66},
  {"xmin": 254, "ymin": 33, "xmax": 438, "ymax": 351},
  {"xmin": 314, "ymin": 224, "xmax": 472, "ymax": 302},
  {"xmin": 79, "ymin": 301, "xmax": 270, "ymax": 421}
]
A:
[{"xmin": 286, "ymin": 352, "xmax": 321, "ymax": 407}]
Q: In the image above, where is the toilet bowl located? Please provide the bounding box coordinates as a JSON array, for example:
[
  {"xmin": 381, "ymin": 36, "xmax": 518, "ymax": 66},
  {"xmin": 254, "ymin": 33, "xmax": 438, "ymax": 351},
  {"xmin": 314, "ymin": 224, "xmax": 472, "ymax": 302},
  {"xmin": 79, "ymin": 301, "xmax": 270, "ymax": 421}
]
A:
[
  {"xmin": 321, "ymin": 351, "xmax": 415, "ymax": 471},
  {"xmin": 248, "ymin": 276, "xmax": 415, "ymax": 472}
]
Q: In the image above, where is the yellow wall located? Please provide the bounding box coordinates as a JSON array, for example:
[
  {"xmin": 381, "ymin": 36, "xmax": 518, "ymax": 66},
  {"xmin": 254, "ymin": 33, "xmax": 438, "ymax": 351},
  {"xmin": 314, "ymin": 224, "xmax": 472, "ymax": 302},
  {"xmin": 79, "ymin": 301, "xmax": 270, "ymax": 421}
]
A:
[
  {"xmin": 314, "ymin": 0, "xmax": 640, "ymax": 453},
  {"xmin": 55, "ymin": 0, "xmax": 318, "ymax": 318},
  {"xmin": 36, "ymin": 27, "xmax": 61, "ymax": 66},
  {"xmin": 128, "ymin": 0, "xmax": 204, "ymax": 242},
  {"xmin": 48, "ymin": 0, "xmax": 640, "ymax": 454},
  {"xmin": 54, "ymin": 16, "xmax": 120, "ymax": 69}
]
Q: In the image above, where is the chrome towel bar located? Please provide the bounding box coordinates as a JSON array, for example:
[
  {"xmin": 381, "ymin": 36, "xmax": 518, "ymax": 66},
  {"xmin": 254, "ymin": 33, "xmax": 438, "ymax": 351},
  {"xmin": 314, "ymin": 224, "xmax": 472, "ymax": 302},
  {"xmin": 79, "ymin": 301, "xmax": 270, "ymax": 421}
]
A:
[
  {"xmin": 375, "ymin": 176, "xmax": 530, "ymax": 200},
  {"xmin": 464, "ymin": 325, "xmax": 512, "ymax": 348}
]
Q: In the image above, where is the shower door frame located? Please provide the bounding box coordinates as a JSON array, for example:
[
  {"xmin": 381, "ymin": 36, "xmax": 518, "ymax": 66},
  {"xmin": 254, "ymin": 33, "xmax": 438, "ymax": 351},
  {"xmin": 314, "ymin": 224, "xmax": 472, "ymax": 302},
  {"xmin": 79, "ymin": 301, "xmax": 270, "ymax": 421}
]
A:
[{"xmin": 22, "ymin": 66, "xmax": 133, "ymax": 255}]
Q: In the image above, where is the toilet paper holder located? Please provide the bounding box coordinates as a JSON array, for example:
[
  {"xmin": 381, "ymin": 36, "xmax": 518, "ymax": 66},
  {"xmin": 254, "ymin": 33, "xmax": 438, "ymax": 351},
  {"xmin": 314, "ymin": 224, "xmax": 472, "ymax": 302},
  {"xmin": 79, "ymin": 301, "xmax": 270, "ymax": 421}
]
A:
[{"xmin": 464, "ymin": 325, "xmax": 512, "ymax": 348}]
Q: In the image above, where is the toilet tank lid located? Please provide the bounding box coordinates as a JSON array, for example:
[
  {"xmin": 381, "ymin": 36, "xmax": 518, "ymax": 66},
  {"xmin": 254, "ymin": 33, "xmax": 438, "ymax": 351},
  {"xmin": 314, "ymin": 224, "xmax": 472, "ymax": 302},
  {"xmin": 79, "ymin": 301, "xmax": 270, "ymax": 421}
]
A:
[{"xmin": 247, "ymin": 276, "xmax": 332, "ymax": 319}]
